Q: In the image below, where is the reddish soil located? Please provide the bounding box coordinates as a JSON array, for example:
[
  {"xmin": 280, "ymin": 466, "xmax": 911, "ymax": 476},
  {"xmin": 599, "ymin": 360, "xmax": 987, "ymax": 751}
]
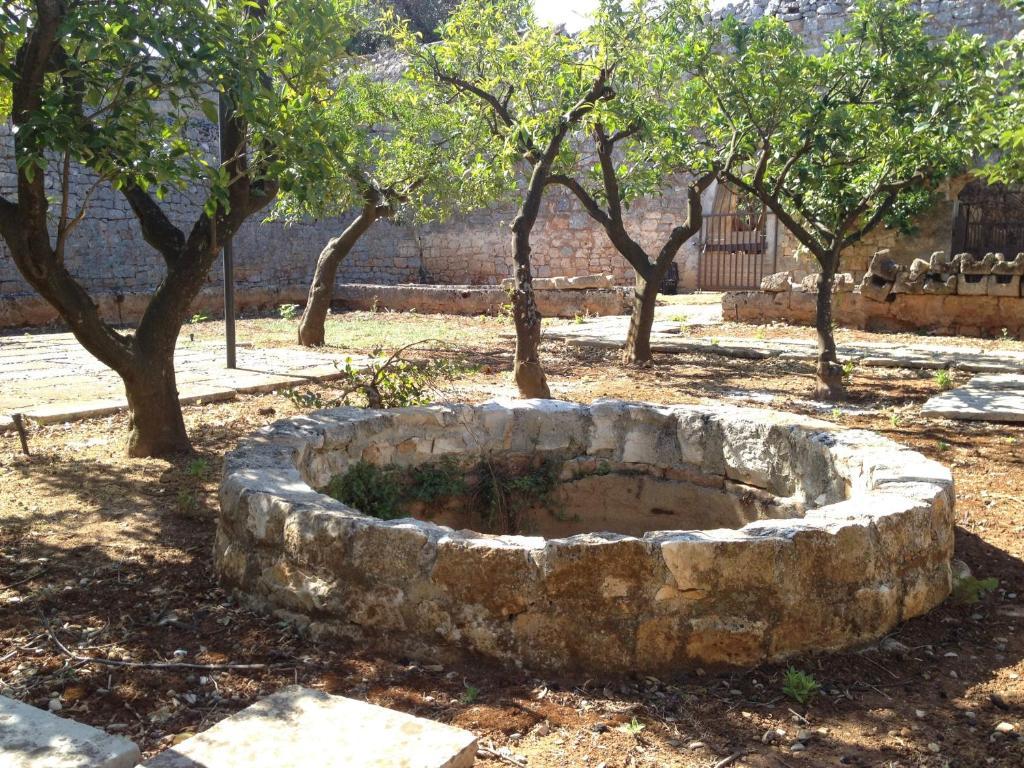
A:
[{"xmin": 2, "ymin": 323, "xmax": 1023, "ymax": 767}]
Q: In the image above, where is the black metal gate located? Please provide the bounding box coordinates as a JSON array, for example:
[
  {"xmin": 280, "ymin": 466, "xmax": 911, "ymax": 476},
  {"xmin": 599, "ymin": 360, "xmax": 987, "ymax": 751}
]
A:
[
  {"xmin": 952, "ymin": 182, "xmax": 1024, "ymax": 256},
  {"xmin": 698, "ymin": 209, "xmax": 771, "ymax": 290}
]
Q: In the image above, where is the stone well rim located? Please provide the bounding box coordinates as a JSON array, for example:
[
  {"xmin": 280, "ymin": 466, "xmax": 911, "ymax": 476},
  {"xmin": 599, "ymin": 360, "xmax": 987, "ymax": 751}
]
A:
[{"xmin": 220, "ymin": 397, "xmax": 953, "ymax": 550}]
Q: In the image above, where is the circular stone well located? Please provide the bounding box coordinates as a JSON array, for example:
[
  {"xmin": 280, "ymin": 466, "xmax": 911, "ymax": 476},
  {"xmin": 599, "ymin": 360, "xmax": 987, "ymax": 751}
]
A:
[{"xmin": 216, "ymin": 399, "xmax": 955, "ymax": 673}]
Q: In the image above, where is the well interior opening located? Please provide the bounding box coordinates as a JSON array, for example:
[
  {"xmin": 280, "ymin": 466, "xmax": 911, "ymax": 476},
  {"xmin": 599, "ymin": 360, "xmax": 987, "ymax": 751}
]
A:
[{"xmin": 322, "ymin": 450, "xmax": 806, "ymax": 538}]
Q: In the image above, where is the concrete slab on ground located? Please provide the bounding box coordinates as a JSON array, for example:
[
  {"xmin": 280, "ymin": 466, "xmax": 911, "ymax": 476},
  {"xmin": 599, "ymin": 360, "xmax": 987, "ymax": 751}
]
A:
[
  {"xmin": 923, "ymin": 375, "xmax": 1024, "ymax": 423},
  {"xmin": 0, "ymin": 694, "xmax": 141, "ymax": 768},
  {"xmin": 0, "ymin": 332, "xmax": 363, "ymax": 431},
  {"xmin": 141, "ymin": 686, "xmax": 476, "ymax": 768}
]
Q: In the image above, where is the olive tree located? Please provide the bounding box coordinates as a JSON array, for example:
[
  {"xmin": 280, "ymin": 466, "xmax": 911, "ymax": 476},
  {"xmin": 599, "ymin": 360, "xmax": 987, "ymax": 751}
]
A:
[
  {"xmin": 274, "ymin": 66, "xmax": 502, "ymax": 347},
  {"xmin": 984, "ymin": 1, "xmax": 1024, "ymax": 184},
  {"xmin": 0, "ymin": 0, "xmax": 356, "ymax": 456},
  {"xmin": 396, "ymin": 0, "xmax": 615, "ymax": 398},
  {"xmin": 548, "ymin": 0, "xmax": 718, "ymax": 364},
  {"xmin": 701, "ymin": 0, "xmax": 987, "ymax": 399}
]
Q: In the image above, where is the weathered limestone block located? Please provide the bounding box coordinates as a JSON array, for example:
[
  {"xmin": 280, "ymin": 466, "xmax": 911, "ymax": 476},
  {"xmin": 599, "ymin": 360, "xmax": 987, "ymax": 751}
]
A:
[
  {"xmin": 834, "ymin": 272, "xmax": 855, "ymax": 293},
  {"xmin": 799, "ymin": 273, "xmax": 820, "ymax": 292},
  {"xmin": 867, "ymin": 249, "xmax": 901, "ymax": 282},
  {"xmin": 859, "ymin": 272, "xmax": 894, "ymax": 302},
  {"xmin": 991, "ymin": 253, "xmax": 1024, "ymax": 275},
  {"xmin": 989, "ymin": 274, "xmax": 1022, "ymax": 298},
  {"xmin": 0, "ymin": 695, "xmax": 140, "ymax": 768},
  {"xmin": 142, "ymin": 687, "xmax": 477, "ymax": 768},
  {"xmin": 922, "ymin": 274, "xmax": 957, "ymax": 295},
  {"xmin": 955, "ymin": 252, "xmax": 996, "ymax": 296},
  {"xmin": 566, "ymin": 274, "xmax": 614, "ymax": 289},
  {"xmin": 760, "ymin": 271, "xmax": 793, "ymax": 292}
]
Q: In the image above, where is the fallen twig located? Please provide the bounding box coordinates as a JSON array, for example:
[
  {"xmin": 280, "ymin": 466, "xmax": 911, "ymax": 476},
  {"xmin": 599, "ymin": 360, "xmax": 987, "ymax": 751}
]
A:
[
  {"xmin": 42, "ymin": 616, "xmax": 275, "ymax": 672},
  {"xmin": 3, "ymin": 566, "xmax": 49, "ymax": 591},
  {"xmin": 712, "ymin": 751, "xmax": 750, "ymax": 768},
  {"xmin": 477, "ymin": 745, "xmax": 528, "ymax": 767}
]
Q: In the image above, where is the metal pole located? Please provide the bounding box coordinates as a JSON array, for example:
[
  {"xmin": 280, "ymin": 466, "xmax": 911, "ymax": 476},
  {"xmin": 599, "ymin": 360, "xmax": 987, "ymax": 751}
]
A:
[{"xmin": 218, "ymin": 92, "xmax": 237, "ymax": 369}]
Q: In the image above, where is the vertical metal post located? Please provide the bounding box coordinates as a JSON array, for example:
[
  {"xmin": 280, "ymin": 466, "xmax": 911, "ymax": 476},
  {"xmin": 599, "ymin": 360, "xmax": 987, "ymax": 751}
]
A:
[{"xmin": 218, "ymin": 93, "xmax": 237, "ymax": 369}]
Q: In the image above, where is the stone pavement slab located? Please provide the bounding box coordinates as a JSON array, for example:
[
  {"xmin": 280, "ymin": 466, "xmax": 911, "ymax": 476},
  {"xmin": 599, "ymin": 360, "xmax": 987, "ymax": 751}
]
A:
[
  {"xmin": 0, "ymin": 332, "xmax": 365, "ymax": 431},
  {"xmin": 923, "ymin": 375, "xmax": 1024, "ymax": 423},
  {"xmin": 544, "ymin": 316, "xmax": 1024, "ymax": 374},
  {"xmin": 141, "ymin": 686, "xmax": 476, "ymax": 768},
  {"xmin": 0, "ymin": 694, "xmax": 141, "ymax": 768}
]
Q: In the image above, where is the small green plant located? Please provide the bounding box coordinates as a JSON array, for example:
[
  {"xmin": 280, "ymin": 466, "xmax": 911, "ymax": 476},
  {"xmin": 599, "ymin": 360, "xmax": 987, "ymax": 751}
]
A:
[
  {"xmin": 176, "ymin": 489, "xmax": 197, "ymax": 514},
  {"xmin": 782, "ymin": 667, "xmax": 821, "ymax": 705},
  {"xmin": 951, "ymin": 575, "xmax": 999, "ymax": 605},
  {"xmin": 573, "ymin": 312, "xmax": 585, "ymax": 325},
  {"xmin": 936, "ymin": 440, "xmax": 950, "ymax": 452},
  {"xmin": 595, "ymin": 460, "xmax": 611, "ymax": 476},
  {"xmin": 189, "ymin": 312, "xmax": 209, "ymax": 324},
  {"xmin": 841, "ymin": 360, "xmax": 856, "ymax": 380},
  {"xmin": 186, "ymin": 457, "xmax": 210, "ymax": 478},
  {"xmin": 889, "ymin": 411, "xmax": 903, "ymax": 429},
  {"xmin": 478, "ymin": 457, "xmax": 561, "ymax": 534},
  {"xmin": 622, "ymin": 717, "xmax": 646, "ymax": 736},
  {"xmin": 460, "ymin": 684, "xmax": 480, "ymax": 705},
  {"xmin": 278, "ymin": 303, "xmax": 300, "ymax": 320},
  {"xmin": 281, "ymin": 388, "xmax": 326, "ymax": 410},
  {"xmin": 830, "ymin": 407, "xmax": 843, "ymax": 420},
  {"xmin": 934, "ymin": 369, "xmax": 954, "ymax": 392},
  {"xmin": 326, "ymin": 461, "xmax": 404, "ymax": 520},
  {"xmin": 408, "ymin": 457, "xmax": 467, "ymax": 503},
  {"xmin": 335, "ymin": 344, "xmax": 477, "ymax": 409}
]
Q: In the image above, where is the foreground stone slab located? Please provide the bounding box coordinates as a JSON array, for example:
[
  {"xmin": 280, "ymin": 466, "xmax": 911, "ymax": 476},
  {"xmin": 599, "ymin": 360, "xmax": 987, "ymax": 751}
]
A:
[
  {"xmin": 142, "ymin": 687, "xmax": 476, "ymax": 768},
  {"xmin": 0, "ymin": 695, "xmax": 140, "ymax": 768},
  {"xmin": 923, "ymin": 375, "xmax": 1024, "ymax": 423}
]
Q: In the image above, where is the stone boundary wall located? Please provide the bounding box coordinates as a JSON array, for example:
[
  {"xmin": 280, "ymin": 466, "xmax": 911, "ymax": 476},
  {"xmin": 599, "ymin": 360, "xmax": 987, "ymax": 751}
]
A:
[
  {"xmin": 333, "ymin": 283, "xmax": 629, "ymax": 318},
  {"xmin": 0, "ymin": 281, "xmax": 628, "ymax": 328},
  {"xmin": 725, "ymin": 289, "xmax": 1024, "ymax": 338},
  {"xmin": 1, "ymin": 1, "xmax": 1018, "ymax": 322},
  {"xmin": 725, "ymin": 250, "xmax": 1024, "ymax": 337},
  {"xmin": 711, "ymin": 0, "xmax": 1020, "ymax": 44},
  {"xmin": 217, "ymin": 399, "xmax": 954, "ymax": 674}
]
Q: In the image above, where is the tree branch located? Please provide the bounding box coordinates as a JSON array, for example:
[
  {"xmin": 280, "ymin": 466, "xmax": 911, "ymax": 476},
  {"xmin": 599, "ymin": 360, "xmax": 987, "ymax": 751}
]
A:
[
  {"xmin": 546, "ymin": 174, "xmax": 612, "ymax": 228},
  {"xmin": 122, "ymin": 184, "xmax": 186, "ymax": 264}
]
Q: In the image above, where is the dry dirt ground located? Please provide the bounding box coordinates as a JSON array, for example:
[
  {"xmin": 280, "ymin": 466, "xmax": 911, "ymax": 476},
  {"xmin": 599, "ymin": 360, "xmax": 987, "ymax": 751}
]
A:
[{"xmin": 2, "ymin": 310, "xmax": 1023, "ymax": 768}]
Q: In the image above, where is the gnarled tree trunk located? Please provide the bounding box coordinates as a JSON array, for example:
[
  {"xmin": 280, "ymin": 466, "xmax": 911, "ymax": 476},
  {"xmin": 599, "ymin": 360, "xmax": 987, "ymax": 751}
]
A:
[
  {"xmin": 123, "ymin": 346, "xmax": 190, "ymax": 456},
  {"xmin": 510, "ymin": 174, "xmax": 551, "ymax": 399},
  {"xmin": 814, "ymin": 252, "xmax": 845, "ymax": 400},
  {"xmin": 623, "ymin": 271, "xmax": 659, "ymax": 365},
  {"xmin": 298, "ymin": 204, "xmax": 380, "ymax": 347}
]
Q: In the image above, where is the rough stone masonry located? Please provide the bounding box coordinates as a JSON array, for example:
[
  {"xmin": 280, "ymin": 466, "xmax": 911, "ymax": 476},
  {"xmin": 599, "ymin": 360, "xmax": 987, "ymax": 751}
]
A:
[{"xmin": 217, "ymin": 399, "xmax": 955, "ymax": 673}]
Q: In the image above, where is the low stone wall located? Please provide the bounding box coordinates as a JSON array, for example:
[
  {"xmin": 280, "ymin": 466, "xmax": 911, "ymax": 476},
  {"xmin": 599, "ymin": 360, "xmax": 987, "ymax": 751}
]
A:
[
  {"xmin": 0, "ymin": 281, "xmax": 628, "ymax": 328},
  {"xmin": 725, "ymin": 290, "xmax": 1024, "ymax": 338},
  {"xmin": 0, "ymin": 285, "xmax": 312, "ymax": 329},
  {"xmin": 217, "ymin": 399, "xmax": 954, "ymax": 674},
  {"xmin": 334, "ymin": 282, "xmax": 628, "ymax": 318},
  {"xmin": 726, "ymin": 252, "xmax": 1024, "ymax": 338}
]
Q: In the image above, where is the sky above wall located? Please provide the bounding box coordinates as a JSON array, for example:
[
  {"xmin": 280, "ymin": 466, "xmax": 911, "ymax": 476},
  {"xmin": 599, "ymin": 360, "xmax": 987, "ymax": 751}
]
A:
[{"xmin": 533, "ymin": 0, "xmax": 734, "ymax": 31}]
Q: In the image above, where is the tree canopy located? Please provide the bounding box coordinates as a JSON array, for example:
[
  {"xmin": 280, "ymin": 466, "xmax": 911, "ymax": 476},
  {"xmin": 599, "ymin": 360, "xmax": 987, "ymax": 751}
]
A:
[
  {"xmin": 0, "ymin": 0, "xmax": 361, "ymax": 455},
  {"xmin": 697, "ymin": 0, "xmax": 988, "ymax": 397}
]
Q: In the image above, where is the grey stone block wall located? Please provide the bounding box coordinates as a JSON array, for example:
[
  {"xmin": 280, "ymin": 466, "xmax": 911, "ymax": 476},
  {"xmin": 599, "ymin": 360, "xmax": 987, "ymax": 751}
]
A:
[{"xmin": 0, "ymin": 0, "xmax": 1018, "ymax": 317}]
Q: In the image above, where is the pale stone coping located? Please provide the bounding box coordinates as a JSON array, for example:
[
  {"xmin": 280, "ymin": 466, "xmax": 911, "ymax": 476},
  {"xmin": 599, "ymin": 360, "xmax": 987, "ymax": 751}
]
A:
[
  {"xmin": 141, "ymin": 686, "xmax": 476, "ymax": 768},
  {"xmin": 1, "ymin": 694, "xmax": 141, "ymax": 768},
  {"xmin": 218, "ymin": 399, "xmax": 954, "ymax": 670}
]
